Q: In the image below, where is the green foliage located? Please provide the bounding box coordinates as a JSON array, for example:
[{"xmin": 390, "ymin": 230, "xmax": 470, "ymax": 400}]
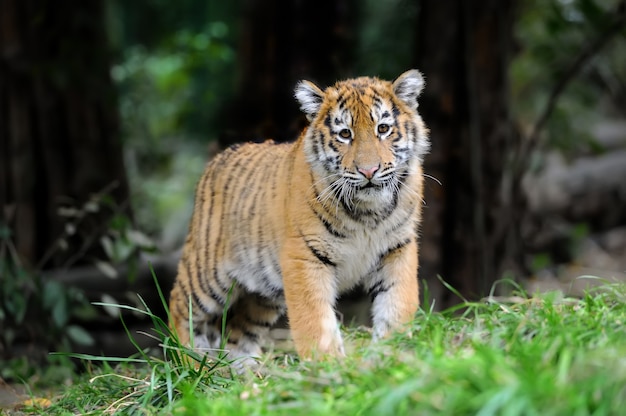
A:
[
  {"xmin": 112, "ymin": 20, "xmax": 235, "ymax": 142},
  {"xmin": 0, "ymin": 237, "xmax": 96, "ymax": 351},
  {"xmin": 111, "ymin": 17, "xmax": 234, "ymax": 239},
  {"xmin": 0, "ymin": 193, "xmax": 154, "ymax": 386},
  {"xmin": 511, "ymin": 0, "xmax": 626, "ymax": 155},
  {"xmin": 41, "ymin": 269, "xmax": 237, "ymax": 415},
  {"xmin": 21, "ymin": 279, "xmax": 626, "ymax": 415},
  {"xmin": 355, "ymin": 0, "xmax": 418, "ymax": 79},
  {"xmin": 0, "ymin": 223, "xmax": 97, "ymax": 386}
]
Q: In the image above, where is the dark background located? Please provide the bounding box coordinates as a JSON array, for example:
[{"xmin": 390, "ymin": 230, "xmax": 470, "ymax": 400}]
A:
[{"xmin": 1, "ymin": 0, "xmax": 625, "ymax": 374}]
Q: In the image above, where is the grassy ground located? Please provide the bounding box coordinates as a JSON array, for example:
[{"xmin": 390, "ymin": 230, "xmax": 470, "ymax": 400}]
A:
[{"xmin": 11, "ymin": 281, "xmax": 626, "ymax": 415}]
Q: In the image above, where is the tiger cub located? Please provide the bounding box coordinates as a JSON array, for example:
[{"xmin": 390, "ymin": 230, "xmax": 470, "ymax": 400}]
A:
[{"xmin": 168, "ymin": 70, "xmax": 429, "ymax": 363}]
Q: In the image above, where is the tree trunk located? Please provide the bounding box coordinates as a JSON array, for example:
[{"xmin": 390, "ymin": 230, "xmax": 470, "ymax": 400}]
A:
[
  {"xmin": 0, "ymin": 0, "xmax": 131, "ymax": 269},
  {"xmin": 217, "ymin": 0, "xmax": 356, "ymax": 146},
  {"xmin": 415, "ymin": 0, "xmax": 520, "ymax": 305}
]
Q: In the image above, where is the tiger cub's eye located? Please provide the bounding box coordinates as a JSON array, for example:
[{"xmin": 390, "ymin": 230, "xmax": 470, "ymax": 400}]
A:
[
  {"xmin": 338, "ymin": 129, "xmax": 352, "ymax": 140},
  {"xmin": 377, "ymin": 124, "xmax": 391, "ymax": 135}
]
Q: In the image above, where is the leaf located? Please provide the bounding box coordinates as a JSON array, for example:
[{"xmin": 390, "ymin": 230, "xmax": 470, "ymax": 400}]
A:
[
  {"xmin": 100, "ymin": 236, "xmax": 115, "ymax": 259},
  {"xmin": 112, "ymin": 238, "xmax": 135, "ymax": 262},
  {"xmin": 43, "ymin": 280, "xmax": 64, "ymax": 310},
  {"xmin": 94, "ymin": 260, "xmax": 118, "ymax": 279},
  {"xmin": 127, "ymin": 229, "xmax": 155, "ymax": 249},
  {"xmin": 52, "ymin": 296, "xmax": 69, "ymax": 328},
  {"xmin": 64, "ymin": 222, "xmax": 77, "ymax": 236},
  {"xmin": 57, "ymin": 207, "xmax": 80, "ymax": 218},
  {"xmin": 100, "ymin": 294, "xmax": 122, "ymax": 318},
  {"xmin": 83, "ymin": 200, "xmax": 100, "ymax": 213},
  {"xmin": 66, "ymin": 325, "xmax": 95, "ymax": 346},
  {"xmin": 4, "ymin": 294, "xmax": 27, "ymax": 324}
]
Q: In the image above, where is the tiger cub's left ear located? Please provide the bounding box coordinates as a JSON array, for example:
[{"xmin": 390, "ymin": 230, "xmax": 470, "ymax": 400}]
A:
[
  {"xmin": 295, "ymin": 80, "xmax": 324, "ymax": 121},
  {"xmin": 393, "ymin": 69, "xmax": 425, "ymax": 111}
]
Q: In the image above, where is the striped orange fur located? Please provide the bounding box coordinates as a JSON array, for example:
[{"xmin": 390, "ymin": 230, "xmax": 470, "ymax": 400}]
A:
[{"xmin": 168, "ymin": 70, "xmax": 429, "ymax": 364}]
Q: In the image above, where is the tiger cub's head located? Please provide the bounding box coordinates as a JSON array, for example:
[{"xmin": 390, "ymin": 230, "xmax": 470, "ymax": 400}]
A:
[{"xmin": 295, "ymin": 70, "xmax": 429, "ymax": 211}]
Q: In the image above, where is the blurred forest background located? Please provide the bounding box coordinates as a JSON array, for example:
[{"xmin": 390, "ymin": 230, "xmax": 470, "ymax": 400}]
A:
[{"xmin": 1, "ymin": 0, "xmax": 626, "ymax": 377}]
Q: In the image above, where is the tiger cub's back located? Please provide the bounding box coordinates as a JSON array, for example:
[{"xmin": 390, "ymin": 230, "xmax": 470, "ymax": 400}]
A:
[{"xmin": 168, "ymin": 140, "xmax": 292, "ymax": 350}]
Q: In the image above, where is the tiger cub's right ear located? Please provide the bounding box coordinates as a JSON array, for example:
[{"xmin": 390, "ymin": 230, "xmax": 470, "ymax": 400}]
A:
[{"xmin": 295, "ymin": 80, "xmax": 324, "ymax": 121}]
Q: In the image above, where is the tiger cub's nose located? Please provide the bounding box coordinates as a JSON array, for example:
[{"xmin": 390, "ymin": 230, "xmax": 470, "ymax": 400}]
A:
[{"xmin": 357, "ymin": 165, "xmax": 379, "ymax": 180}]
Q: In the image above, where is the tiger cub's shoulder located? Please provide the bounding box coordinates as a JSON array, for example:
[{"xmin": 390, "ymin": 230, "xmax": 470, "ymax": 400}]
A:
[{"xmin": 208, "ymin": 139, "xmax": 293, "ymax": 167}]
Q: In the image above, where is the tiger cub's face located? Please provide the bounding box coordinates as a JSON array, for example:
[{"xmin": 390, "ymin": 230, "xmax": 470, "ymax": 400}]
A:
[{"xmin": 295, "ymin": 70, "xmax": 429, "ymax": 211}]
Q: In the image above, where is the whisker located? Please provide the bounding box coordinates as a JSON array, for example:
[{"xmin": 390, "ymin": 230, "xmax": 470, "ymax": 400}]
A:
[
  {"xmin": 396, "ymin": 177, "xmax": 423, "ymax": 201},
  {"xmin": 310, "ymin": 171, "xmax": 342, "ymax": 190},
  {"xmin": 424, "ymin": 173, "xmax": 442, "ymax": 186},
  {"xmin": 317, "ymin": 182, "xmax": 340, "ymax": 205},
  {"xmin": 309, "ymin": 172, "xmax": 342, "ymax": 201}
]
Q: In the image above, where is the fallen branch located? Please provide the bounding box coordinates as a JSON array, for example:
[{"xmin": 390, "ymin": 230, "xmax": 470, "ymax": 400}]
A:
[{"xmin": 45, "ymin": 252, "xmax": 180, "ymax": 300}]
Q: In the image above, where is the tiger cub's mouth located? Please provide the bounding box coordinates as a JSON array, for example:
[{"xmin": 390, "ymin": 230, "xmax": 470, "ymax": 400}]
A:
[{"xmin": 359, "ymin": 181, "xmax": 380, "ymax": 190}]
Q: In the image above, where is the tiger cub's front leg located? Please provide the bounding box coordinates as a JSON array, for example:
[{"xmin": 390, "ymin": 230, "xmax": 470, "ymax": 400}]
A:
[
  {"xmin": 367, "ymin": 238, "xmax": 420, "ymax": 341},
  {"xmin": 281, "ymin": 241, "xmax": 345, "ymax": 359}
]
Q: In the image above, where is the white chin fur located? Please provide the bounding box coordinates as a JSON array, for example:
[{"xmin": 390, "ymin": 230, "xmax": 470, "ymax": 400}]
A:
[{"xmin": 353, "ymin": 187, "xmax": 393, "ymax": 205}]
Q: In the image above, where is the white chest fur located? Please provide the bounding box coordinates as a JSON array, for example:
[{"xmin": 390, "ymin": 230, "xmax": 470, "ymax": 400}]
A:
[{"xmin": 331, "ymin": 219, "xmax": 406, "ymax": 293}]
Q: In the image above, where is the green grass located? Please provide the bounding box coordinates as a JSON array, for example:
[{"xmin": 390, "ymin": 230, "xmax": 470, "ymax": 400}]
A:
[{"xmin": 20, "ymin": 281, "xmax": 626, "ymax": 415}]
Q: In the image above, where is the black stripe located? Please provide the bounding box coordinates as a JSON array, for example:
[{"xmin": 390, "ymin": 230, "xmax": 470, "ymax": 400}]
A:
[
  {"xmin": 254, "ymin": 169, "xmax": 268, "ymax": 273},
  {"xmin": 201, "ymin": 275, "xmax": 226, "ymax": 309},
  {"xmin": 221, "ymin": 145, "xmax": 267, "ymax": 275},
  {"xmin": 388, "ymin": 211, "xmax": 416, "ymax": 236},
  {"xmin": 191, "ymin": 290, "xmax": 212, "ymax": 315},
  {"xmin": 372, "ymin": 96, "xmax": 383, "ymax": 111},
  {"xmin": 267, "ymin": 161, "xmax": 282, "ymax": 278},
  {"xmin": 212, "ymin": 270, "xmax": 232, "ymax": 297},
  {"xmin": 194, "ymin": 329, "xmax": 219, "ymax": 346},
  {"xmin": 392, "ymin": 130, "xmax": 404, "ymax": 143},
  {"xmin": 324, "ymin": 115, "xmax": 333, "ymax": 129},
  {"xmin": 307, "ymin": 200, "xmax": 347, "ymax": 238},
  {"xmin": 291, "ymin": 256, "xmax": 333, "ymax": 269},
  {"xmin": 403, "ymin": 121, "xmax": 417, "ymax": 143},
  {"xmin": 255, "ymin": 296, "xmax": 286, "ymax": 311},
  {"xmin": 307, "ymin": 176, "xmax": 347, "ymax": 238},
  {"xmin": 258, "ymin": 272, "xmax": 283, "ymax": 297},
  {"xmin": 392, "ymin": 103, "xmax": 401, "ymax": 117},
  {"xmin": 186, "ymin": 256, "xmax": 226, "ymax": 308},
  {"xmin": 245, "ymin": 315, "xmax": 274, "ymax": 328},
  {"xmin": 410, "ymin": 124, "xmax": 418, "ymax": 143},
  {"xmin": 337, "ymin": 97, "xmax": 347, "ymax": 111},
  {"xmin": 304, "ymin": 238, "xmax": 336, "ymax": 267},
  {"xmin": 174, "ymin": 284, "xmax": 190, "ymax": 318},
  {"xmin": 368, "ymin": 280, "xmax": 385, "ymax": 298},
  {"xmin": 323, "ymin": 156, "xmax": 340, "ymax": 173},
  {"xmin": 197, "ymin": 166, "xmax": 216, "ymax": 287},
  {"xmin": 200, "ymin": 156, "xmax": 227, "ymax": 301},
  {"xmin": 212, "ymin": 153, "xmax": 245, "ymax": 295},
  {"xmin": 327, "ymin": 135, "xmax": 340, "ymax": 153},
  {"xmin": 183, "ymin": 257, "xmax": 211, "ymax": 312},
  {"xmin": 381, "ymin": 237, "xmax": 412, "ymax": 261},
  {"xmin": 368, "ymin": 280, "xmax": 395, "ymax": 302},
  {"xmin": 312, "ymin": 132, "xmax": 324, "ymax": 161},
  {"xmin": 242, "ymin": 330, "xmax": 260, "ymax": 341}
]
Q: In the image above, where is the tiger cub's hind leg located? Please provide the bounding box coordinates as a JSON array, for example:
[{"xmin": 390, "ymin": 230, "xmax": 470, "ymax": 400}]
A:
[
  {"xmin": 222, "ymin": 292, "xmax": 286, "ymax": 367},
  {"xmin": 168, "ymin": 279, "xmax": 233, "ymax": 361}
]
